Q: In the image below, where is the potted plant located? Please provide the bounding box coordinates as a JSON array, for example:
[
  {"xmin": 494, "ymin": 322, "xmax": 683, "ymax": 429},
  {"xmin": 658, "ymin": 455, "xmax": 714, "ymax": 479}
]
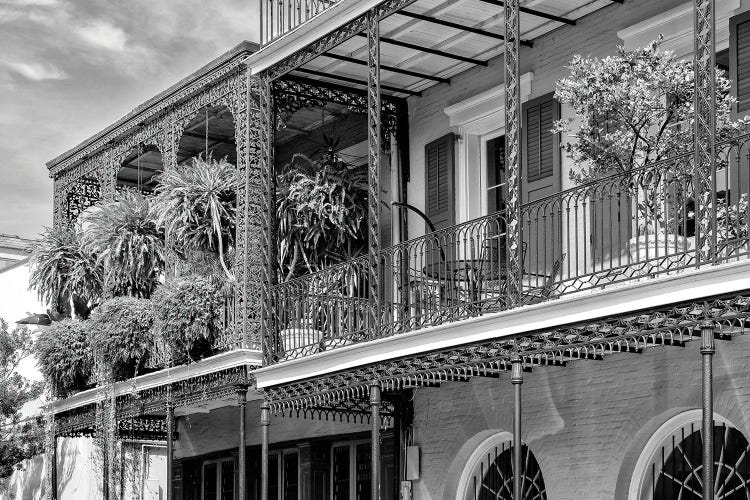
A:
[
  {"xmin": 87, "ymin": 296, "xmax": 154, "ymax": 380},
  {"xmin": 553, "ymin": 37, "xmax": 750, "ymax": 263},
  {"xmin": 33, "ymin": 319, "xmax": 94, "ymax": 397},
  {"xmin": 150, "ymin": 273, "xmax": 228, "ymax": 363},
  {"xmin": 151, "ymin": 155, "xmax": 237, "ymax": 282},
  {"xmin": 275, "ymin": 138, "xmax": 369, "ymax": 354},
  {"xmin": 81, "ymin": 189, "xmax": 165, "ymax": 299},
  {"xmin": 29, "ymin": 227, "xmax": 103, "ymax": 320}
]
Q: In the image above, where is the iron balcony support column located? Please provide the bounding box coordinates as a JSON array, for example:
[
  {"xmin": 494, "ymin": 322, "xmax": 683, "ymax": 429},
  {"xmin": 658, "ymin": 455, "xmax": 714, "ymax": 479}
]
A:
[
  {"xmin": 237, "ymin": 387, "xmax": 248, "ymax": 500},
  {"xmin": 259, "ymin": 71, "xmax": 277, "ymax": 360},
  {"xmin": 694, "ymin": 0, "xmax": 717, "ymax": 264},
  {"xmin": 370, "ymin": 382, "xmax": 382, "ymax": 500},
  {"xmin": 701, "ymin": 324, "xmax": 715, "ymax": 500},
  {"xmin": 511, "ymin": 357, "xmax": 523, "ymax": 500},
  {"xmin": 504, "ymin": 0, "xmax": 522, "ymax": 304},
  {"xmin": 166, "ymin": 401, "xmax": 175, "ymax": 500},
  {"xmin": 367, "ymin": 9, "xmax": 382, "ymax": 332},
  {"xmin": 261, "ymin": 401, "xmax": 271, "ymax": 500}
]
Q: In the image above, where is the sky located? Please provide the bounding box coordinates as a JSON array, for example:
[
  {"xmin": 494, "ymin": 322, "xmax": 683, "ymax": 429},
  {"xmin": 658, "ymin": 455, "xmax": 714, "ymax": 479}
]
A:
[{"xmin": 0, "ymin": 0, "xmax": 259, "ymax": 239}]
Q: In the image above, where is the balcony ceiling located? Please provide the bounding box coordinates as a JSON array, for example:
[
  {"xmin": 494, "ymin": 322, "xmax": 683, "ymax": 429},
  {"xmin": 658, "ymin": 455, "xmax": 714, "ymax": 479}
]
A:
[{"xmin": 289, "ymin": 0, "xmax": 617, "ymax": 96}]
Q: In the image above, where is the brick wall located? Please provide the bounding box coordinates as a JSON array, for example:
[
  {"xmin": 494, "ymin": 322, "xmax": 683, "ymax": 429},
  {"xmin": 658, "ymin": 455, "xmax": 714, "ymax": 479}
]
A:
[{"xmin": 410, "ymin": 335, "xmax": 750, "ymax": 500}]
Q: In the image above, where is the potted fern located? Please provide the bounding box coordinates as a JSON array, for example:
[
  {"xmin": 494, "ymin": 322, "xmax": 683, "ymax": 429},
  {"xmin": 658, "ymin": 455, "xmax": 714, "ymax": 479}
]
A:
[{"xmin": 276, "ymin": 139, "xmax": 369, "ymax": 355}]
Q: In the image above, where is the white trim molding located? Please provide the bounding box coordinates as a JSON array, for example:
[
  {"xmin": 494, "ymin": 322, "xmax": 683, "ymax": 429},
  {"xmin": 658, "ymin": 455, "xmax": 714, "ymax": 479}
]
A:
[
  {"xmin": 254, "ymin": 259, "xmax": 750, "ymax": 389},
  {"xmin": 443, "ymin": 73, "xmax": 533, "ymax": 221},
  {"xmin": 617, "ymin": 0, "xmax": 740, "ymax": 57}
]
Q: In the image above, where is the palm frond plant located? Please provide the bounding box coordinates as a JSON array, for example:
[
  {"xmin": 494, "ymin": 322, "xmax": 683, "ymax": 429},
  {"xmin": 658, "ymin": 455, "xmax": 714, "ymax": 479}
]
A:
[
  {"xmin": 29, "ymin": 227, "xmax": 103, "ymax": 319},
  {"xmin": 33, "ymin": 319, "xmax": 94, "ymax": 398},
  {"xmin": 151, "ymin": 156, "xmax": 237, "ymax": 281},
  {"xmin": 81, "ymin": 190, "xmax": 165, "ymax": 299},
  {"xmin": 277, "ymin": 149, "xmax": 369, "ymax": 282},
  {"xmin": 150, "ymin": 273, "xmax": 228, "ymax": 363},
  {"xmin": 88, "ymin": 297, "xmax": 154, "ymax": 380}
]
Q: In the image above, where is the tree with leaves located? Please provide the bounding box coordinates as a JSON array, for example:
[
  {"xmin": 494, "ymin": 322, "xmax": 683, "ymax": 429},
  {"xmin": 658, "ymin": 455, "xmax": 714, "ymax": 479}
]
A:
[
  {"xmin": 553, "ymin": 37, "xmax": 750, "ymax": 232},
  {"xmin": 0, "ymin": 319, "xmax": 44, "ymax": 487}
]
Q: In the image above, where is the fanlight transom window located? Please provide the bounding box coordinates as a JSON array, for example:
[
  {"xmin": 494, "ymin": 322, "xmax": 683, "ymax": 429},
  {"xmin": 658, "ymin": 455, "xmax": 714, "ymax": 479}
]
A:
[
  {"xmin": 466, "ymin": 441, "xmax": 546, "ymax": 500},
  {"xmin": 641, "ymin": 422, "xmax": 750, "ymax": 500}
]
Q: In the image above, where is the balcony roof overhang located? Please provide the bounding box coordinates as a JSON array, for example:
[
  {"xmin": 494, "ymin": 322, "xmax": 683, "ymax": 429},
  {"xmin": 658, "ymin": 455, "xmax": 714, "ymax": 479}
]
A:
[
  {"xmin": 247, "ymin": 0, "xmax": 620, "ymax": 98},
  {"xmin": 47, "ymin": 348, "xmax": 263, "ymax": 415}
]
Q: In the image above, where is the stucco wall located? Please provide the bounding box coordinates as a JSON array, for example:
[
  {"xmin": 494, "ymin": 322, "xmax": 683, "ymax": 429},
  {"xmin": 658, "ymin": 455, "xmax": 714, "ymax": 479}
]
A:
[{"xmin": 409, "ymin": 335, "xmax": 750, "ymax": 500}]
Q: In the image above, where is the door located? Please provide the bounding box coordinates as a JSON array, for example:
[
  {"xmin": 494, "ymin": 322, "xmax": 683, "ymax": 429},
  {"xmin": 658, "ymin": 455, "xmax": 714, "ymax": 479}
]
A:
[
  {"xmin": 521, "ymin": 93, "xmax": 562, "ymax": 282},
  {"xmin": 203, "ymin": 459, "xmax": 235, "ymax": 500}
]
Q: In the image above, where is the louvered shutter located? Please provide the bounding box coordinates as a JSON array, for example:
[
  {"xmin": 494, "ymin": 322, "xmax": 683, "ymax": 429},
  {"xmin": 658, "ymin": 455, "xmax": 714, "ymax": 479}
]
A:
[
  {"xmin": 731, "ymin": 12, "xmax": 750, "ymax": 114},
  {"xmin": 523, "ymin": 94, "xmax": 558, "ymax": 183},
  {"xmin": 424, "ymin": 133, "xmax": 455, "ymax": 231}
]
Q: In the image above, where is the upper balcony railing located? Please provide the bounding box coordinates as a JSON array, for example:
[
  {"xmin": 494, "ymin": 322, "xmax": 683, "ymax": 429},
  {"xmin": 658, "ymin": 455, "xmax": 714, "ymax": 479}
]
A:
[
  {"xmin": 261, "ymin": 0, "xmax": 343, "ymax": 46},
  {"xmin": 266, "ymin": 133, "xmax": 750, "ymax": 363}
]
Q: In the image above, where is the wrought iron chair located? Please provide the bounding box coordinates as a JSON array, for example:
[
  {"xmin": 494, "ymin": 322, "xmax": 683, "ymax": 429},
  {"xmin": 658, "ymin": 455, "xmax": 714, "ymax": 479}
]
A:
[{"xmin": 520, "ymin": 253, "xmax": 566, "ymax": 305}]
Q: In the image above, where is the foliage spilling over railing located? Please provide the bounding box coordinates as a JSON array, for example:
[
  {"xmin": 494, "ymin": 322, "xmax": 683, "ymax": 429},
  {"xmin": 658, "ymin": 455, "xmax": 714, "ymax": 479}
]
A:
[
  {"xmin": 261, "ymin": 0, "xmax": 342, "ymax": 46},
  {"xmin": 267, "ymin": 133, "xmax": 750, "ymax": 362}
]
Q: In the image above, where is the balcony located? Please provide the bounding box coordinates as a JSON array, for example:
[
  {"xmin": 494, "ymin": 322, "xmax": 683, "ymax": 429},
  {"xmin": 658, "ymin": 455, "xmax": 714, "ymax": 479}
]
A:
[
  {"xmin": 261, "ymin": 0, "xmax": 343, "ymax": 46},
  {"xmin": 267, "ymin": 134, "xmax": 750, "ymax": 362}
]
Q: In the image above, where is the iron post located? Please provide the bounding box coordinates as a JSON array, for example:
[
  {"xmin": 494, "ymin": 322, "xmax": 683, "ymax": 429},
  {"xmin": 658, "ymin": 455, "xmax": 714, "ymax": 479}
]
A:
[
  {"xmin": 367, "ymin": 8, "xmax": 381, "ymax": 332},
  {"xmin": 694, "ymin": 0, "xmax": 716, "ymax": 263},
  {"xmin": 238, "ymin": 387, "xmax": 248, "ymax": 500},
  {"xmin": 370, "ymin": 381, "xmax": 382, "ymax": 500},
  {"xmin": 166, "ymin": 402, "xmax": 174, "ymax": 500},
  {"xmin": 261, "ymin": 401, "xmax": 270, "ymax": 500},
  {"xmin": 511, "ymin": 357, "xmax": 523, "ymax": 500},
  {"xmin": 504, "ymin": 0, "xmax": 522, "ymax": 303},
  {"xmin": 701, "ymin": 323, "xmax": 715, "ymax": 500}
]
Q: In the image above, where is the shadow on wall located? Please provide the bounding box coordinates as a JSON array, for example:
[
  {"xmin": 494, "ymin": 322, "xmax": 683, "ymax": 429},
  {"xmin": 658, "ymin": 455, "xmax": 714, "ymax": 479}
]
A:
[
  {"xmin": 0, "ymin": 437, "xmax": 96, "ymax": 500},
  {"xmin": 2, "ymin": 453, "xmax": 45, "ymax": 500}
]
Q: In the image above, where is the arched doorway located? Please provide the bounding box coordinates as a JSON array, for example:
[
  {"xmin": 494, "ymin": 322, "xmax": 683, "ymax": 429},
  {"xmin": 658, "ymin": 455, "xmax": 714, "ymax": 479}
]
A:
[
  {"xmin": 457, "ymin": 432, "xmax": 547, "ymax": 500},
  {"xmin": 631, "ymin": 411, "xmax": 750, "ymax": 499}
]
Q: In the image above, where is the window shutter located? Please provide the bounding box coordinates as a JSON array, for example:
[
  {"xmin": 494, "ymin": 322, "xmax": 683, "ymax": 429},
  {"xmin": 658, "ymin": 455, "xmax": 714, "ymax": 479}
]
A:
[
  {"xmin": 424, "ymin": 133, "xmax": 455, "ymax": 231},
  {"xmin": 523, "ymin": 93, "xmax": 559, "ymax": 183},
  {"xmin": 731, "ymin": 12, "xmax": 750, "ymax": 114}
]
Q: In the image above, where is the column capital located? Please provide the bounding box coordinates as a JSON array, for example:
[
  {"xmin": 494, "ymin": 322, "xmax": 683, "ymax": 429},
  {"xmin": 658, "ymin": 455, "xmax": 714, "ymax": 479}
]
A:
[
  {"xmin": 510, "ymin": 356, "xmax": 523, "ymax": 384},
  {"xmin": 700, "ymin": 323, "xmax": 716, "ymax": 354}
]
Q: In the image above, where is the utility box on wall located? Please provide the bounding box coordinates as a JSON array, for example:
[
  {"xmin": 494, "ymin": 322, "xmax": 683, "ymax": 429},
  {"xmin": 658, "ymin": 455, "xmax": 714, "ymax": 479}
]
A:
[{"xmin": 405, "ymin": 445, "xmax": 420, "ymax": 481}]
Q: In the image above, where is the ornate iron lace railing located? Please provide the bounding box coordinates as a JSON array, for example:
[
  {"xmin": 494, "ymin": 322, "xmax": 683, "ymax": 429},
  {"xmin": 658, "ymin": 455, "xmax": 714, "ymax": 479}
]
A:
[
  {"xmin": 261, "ymin": 0, "xmax": 343, "ymax": 46},
  {"xmin": 268, "ymin": 133, "xmax": 750, "ymax": 362}
]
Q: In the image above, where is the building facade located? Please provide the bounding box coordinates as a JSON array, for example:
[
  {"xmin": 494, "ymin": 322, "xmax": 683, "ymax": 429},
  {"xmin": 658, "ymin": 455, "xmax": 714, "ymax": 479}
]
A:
[{"xmin": 37, "ymin": 0, "xmax": 750, "ymax": 499}]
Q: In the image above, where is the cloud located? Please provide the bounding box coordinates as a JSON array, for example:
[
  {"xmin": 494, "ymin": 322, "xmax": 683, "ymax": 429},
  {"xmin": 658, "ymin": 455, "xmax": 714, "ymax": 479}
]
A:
[
  {"xmin": 1, "ymin": 0, "xmax": 59, "ymax": 5},
  {"xmin": 4, "ymin": 60, "xmax": 67, "ymax": 80},
  {"xmin": 76, "ymin": 20, "xmax": 127, "ymax": 51}
]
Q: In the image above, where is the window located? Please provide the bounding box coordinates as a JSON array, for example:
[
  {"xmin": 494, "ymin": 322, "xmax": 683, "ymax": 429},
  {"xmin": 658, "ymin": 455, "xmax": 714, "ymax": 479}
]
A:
[
  {"xmin": 331, "ymin": 440, "xmax": 372, "ymax": 500},
  {"xmin": 202, "ymin": 459, "xmax": 235, "ymax": 500},
  {"xmin": 268, "ymin": 449, "xmax": 300, "ymax": 500},
  {"xmin": 638, "ymin": 422, "xmax": 750, "ymax": 499},
  {"xmin": 485, "ymin": 136, "xmax": 506, "ymax": 215}
]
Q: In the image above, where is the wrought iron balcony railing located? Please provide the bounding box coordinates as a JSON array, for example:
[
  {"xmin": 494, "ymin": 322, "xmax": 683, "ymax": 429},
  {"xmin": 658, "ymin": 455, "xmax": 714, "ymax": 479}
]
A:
[
  {"xmin": 267, "ymin": 134, "xmax": 750, "ymax": 362},
  {"xmin": 261, "ymin": 0, "xmax": 342, "ymax": 46}
]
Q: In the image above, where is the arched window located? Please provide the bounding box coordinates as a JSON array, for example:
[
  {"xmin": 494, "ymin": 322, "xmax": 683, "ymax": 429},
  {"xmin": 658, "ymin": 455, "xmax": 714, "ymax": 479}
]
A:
[
  {"xmin": 633, "ymin": 412, "xmax": 750, "ymax": 500},
  {"xmin": 458, "ymin": 432, "xmax": 546, "ymax": 500}
]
